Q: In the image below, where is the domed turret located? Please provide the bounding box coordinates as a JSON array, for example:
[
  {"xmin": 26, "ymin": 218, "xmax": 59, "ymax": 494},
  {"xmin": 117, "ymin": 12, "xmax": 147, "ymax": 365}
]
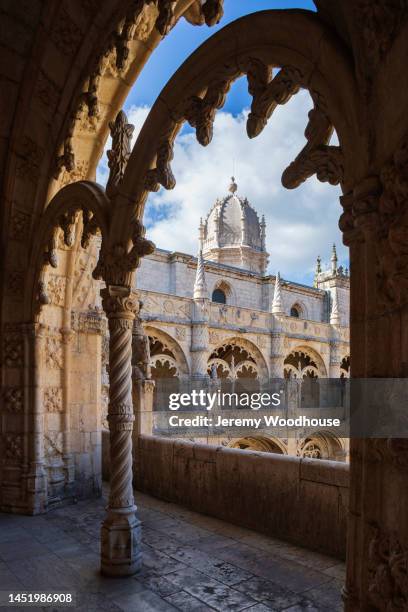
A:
[{"xmin": 201, "ymin": 178, "xmax": 269, "ymax": 274}]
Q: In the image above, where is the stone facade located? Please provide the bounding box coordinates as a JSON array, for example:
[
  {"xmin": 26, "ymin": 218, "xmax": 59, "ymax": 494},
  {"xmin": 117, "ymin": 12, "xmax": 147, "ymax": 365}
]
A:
[{"xmin": 129, "ymin": 182, "xmax": 350, "ymax": 460}]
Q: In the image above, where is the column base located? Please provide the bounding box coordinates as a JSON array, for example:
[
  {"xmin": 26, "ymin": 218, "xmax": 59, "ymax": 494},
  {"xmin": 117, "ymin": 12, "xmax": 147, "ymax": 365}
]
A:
[{"xmin": 100, "ymin": 506, "xmax": 142, "ymax": 577}]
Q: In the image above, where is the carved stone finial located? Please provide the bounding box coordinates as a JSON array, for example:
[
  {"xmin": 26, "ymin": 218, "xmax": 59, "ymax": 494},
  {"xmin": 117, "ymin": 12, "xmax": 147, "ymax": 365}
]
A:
[
  {"xmin": 229, "ymin": 176, "xmax": 237, "ymax": 193},
  {"xmin": 106, "ymin": 110, "xmax": 134, "ymax": 198},
  {"xmin": 193, "ymin": 249, "xmax": 209, "ymax": 300},
  {"xmin": 331, "ymin": 243, "xmax": 338, "ymax": 274},
  {"xmin": 272, "ymin": 272, "xmax": 285, "ymax": 315}
]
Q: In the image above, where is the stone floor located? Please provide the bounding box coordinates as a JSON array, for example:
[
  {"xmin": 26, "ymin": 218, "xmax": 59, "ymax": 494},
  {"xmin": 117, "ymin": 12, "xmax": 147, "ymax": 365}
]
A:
[{"xmin": 0, "ymin": 490, "xmax": 345, "ymax": 611}]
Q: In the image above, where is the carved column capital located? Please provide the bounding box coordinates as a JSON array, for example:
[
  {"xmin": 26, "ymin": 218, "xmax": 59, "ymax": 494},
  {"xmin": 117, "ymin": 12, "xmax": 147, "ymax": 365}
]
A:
[{"xmin": 101, "ymin": 286, "xmax": 139, "ymax": 322}]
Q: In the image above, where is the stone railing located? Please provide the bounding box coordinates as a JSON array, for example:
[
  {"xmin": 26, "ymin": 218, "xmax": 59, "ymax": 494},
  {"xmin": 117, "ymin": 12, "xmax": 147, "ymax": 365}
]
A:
[{"xmin": 133, "ymin": 435, "xmax": 349, "ymax": 559}]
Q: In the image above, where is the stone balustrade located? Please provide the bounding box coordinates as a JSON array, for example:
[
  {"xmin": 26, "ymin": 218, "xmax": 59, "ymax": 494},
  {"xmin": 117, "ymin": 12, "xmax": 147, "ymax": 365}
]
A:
[{"xmin": 131, "ymin": 435, "xmax": 348, "ymax": 559}]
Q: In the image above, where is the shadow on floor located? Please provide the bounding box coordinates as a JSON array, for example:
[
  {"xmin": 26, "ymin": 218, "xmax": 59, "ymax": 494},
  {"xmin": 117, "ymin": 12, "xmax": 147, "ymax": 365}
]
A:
[{"xmin": 0, "ymin": 490, "xmax": 345, "ymax": 611}]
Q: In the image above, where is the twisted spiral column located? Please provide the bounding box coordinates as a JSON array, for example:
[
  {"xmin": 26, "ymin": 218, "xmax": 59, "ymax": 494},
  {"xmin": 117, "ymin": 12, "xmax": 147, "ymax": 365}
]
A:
[{"xmin": 100, "ymin": 286, "xmax": 141, "ymax": 577}]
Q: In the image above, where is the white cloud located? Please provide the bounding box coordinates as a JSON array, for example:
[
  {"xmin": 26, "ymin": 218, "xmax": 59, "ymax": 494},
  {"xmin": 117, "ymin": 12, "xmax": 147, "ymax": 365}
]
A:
[{"xmin": 96, "ymin": 93, "xmax": 347, "ymax": 285}]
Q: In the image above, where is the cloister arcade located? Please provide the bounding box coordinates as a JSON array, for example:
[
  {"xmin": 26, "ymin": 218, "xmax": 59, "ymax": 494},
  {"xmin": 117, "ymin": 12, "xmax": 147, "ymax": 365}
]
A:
[{"xmin": 1, "ymin": 1, "xmax": 408, "ymax": 610}]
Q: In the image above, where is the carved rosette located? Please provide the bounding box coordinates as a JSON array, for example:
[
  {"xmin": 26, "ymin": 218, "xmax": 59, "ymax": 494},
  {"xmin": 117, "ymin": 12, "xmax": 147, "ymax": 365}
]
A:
[{"xmin": 102, "ymin": 287, "xmax": 139, "ymax": 510}]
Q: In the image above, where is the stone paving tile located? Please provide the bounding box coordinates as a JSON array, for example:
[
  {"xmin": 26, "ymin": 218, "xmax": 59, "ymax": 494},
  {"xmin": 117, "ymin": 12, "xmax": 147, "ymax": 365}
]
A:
[
  {"xmin": 164, "ymin": 567, "xmax": 256, "ymax": 611},
  {"xmin": 111, "ymin": 588, "xmax": 178, "ymax": 611},
  {"xmin": 239, "ymin": 535, "xmax": 339, "ymax": 572},
  {"xmin": 135, "ymin": 569, "xmax": 184, "ymax": 597},
  {"xmin": 321, "ymin": 563, "xmax": 346, "ymax": 582},
  {"xmin": 234, "ymin": 576, "xmax": 301, "ymax": 609},
  {"xmin": 212, "ymin": 543, "xmax": 332, "ymax": 594},
  {"xmin": 7, "ymin": 552, "xmax": 82, "ymax": 590},
  {"xmin": 0, "ymin": 536, "xmax": 49, "ymax": 562},
  {"xmin": 164, "ymin": 590, "xmax": 216, "ymax": 611},
  {"xmin": 0, "ymin": 490, "xmax": 345, "ymax": 612},
  {"xmin": 301, "ymin": 578, "xmax": 343, "ymax": 611}
]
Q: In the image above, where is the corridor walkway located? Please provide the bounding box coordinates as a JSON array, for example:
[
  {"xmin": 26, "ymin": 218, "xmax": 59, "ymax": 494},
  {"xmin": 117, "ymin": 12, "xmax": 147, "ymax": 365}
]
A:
[{"xmin": 0, "ymin": 490, "xmax": 345, "ymax": 611}]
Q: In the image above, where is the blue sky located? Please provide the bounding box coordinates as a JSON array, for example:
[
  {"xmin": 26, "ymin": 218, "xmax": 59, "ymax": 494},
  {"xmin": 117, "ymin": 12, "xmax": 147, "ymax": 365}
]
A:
[
  {"xmin": 98, "ymin": 1, "xmax": 349, "ymax": 285},
  {"xmin": 127, "ymin": 0, "xmax": 316, "ymax": 113}
]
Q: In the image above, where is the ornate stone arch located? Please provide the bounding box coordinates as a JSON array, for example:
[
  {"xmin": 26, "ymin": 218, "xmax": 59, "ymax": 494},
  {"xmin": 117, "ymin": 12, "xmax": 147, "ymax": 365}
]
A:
[
  {"xmin": 144, "ymin": 325, "xmax": 190, "ymax": 378},
  {"xmin": 107, "ymin": 9, "xmax": 360, "ymax": 253},
  {"xmin": 297, "ymin": 431, "xmax": 345, "ymax": 461},
  {"xmin": 284, "ymin": 345, "xmax": 327, "ymax": 378},
  {"xmin": 228, "ymin": 436, "xmax": 287, "ymax": 454},
  {"xmin": 208, "ymin": 335, "xmax": 269, "ymax": 381}
]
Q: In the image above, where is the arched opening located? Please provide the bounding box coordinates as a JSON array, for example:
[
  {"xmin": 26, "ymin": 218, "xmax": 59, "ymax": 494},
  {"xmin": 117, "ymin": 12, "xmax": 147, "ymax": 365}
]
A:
[
  {"xmin": 229, "ymin": 436, "xmax": 286, "ymax": 454},
  {"xmin": 212, "ymin": 287, "xmax": 226, "ymax": 304},
  {"xmin": 290, "ymin": 304, "xmax": 301, "ymax": 318}
]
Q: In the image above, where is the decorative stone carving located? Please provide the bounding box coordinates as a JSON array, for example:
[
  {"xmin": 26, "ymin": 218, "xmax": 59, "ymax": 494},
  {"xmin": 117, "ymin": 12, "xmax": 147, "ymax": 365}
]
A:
[
  {"xmin": 5, "ymin": 270, "xmax": 24, "ymax": 298},
  {"xmin": 132, "ymin": 316, "xmax": 151, "ymax": 381},
  {"xmin": 71, "ymin": 309, "xmax": 105, "ymax": 334},
  {"xmin": 47, "ymin": 275, "xmax": 66, "ymax": 307},
  {"xmin": 50, "ymin": 8, "xmax": 82, "ymax": 56},
  {"xmin": 355, "ymin": 1, "xmax": 407, "ymax": 70},
  {"xmin": 43, "ymin": 387, "xmax": 63, "ymax": 413},
  {"xmin": 16, "ymin": 137, "xmax": 44, "ymax": 183},
  {"xmin": 209, "ymin": 331, "xmax": 220, "ymax": 344},
  {"xmin": 175, "ymin": 326, "xmax": 186, "ymax": 341},
  {"xmin": 106, "ymin": 111, "xmax": 135, "ymax": 198},
  {"xmin": 3, "ymin": 434, "xmax": 23, "ymax": 465},
  {"xmin": 10, "ymin": 209, "xmax": 31, "ymax": 241},
  {"xmin": 201, "ymin": 0, "xmax": 224, "ymax": 26},
  {"xmin": 44, "ymin": 432, "xmax": 63, "ymax": 457},
  {"xmin": 368, "ymin": 523, "xmax": 408, "ymax": 610},
  {"xmin": 101, "ymin": 286, "xmax": 141, "ymax": 576},
  {"xmin": 35, "ymin": 71, "xmax": 60, "ymax": 112},
  {"xmin": 145, "ymin": 138, "xmax": 176, "ymax": 191},
  {"xmin": 3, "ymin": 388, "xmax": 23, "ymax": 412},
  {"xmin": 94, "ymin": 219, "xmax": 155, "ymax": 287},
  {"xmin": 156, "ymin": 0, "xmax": 177, "ymax": 36},
  {"xmin": 45, "ymin": 336, "xmax": 63, "ymax": 369},
  {"xmin": 3, "ymin": 332, "xmax": 24, "ymax": 367}
]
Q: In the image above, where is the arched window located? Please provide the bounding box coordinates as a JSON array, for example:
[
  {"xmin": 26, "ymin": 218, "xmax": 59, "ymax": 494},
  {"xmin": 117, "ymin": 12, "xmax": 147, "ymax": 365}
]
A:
[
  {"xmin": 212, "ymin": 288, "xmax": 226, "ymax": 304},
  {"xmin": 290, "ymin": 304, "xmax": 300, "ymax": 317}
]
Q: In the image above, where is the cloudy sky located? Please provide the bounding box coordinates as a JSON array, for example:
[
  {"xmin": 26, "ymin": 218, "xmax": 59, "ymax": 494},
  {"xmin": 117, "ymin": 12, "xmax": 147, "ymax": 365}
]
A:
[{"xmin": 97, "ymin": 0, "xmax": 348, "ymax": 285}]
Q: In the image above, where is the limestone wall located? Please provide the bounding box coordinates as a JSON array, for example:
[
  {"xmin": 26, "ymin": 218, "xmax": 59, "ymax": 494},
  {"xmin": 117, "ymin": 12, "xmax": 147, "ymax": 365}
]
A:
[{"xmin": 133, "ymin": 435, "xmax": 349, "ymax": 560}]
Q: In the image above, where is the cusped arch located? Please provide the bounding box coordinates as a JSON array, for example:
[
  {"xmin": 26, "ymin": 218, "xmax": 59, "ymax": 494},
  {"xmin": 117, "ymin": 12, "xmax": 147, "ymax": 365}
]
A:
[
  {"xmin": 229, "ymin": 436, "xmax": 287, "ymax": 454},
  {"xmin": 27, "ymin": 181, "xmax": 110, "ymax": 320},
  {"xmin": 284, "ymin": 345, "xmax": 327, "ymax": 378},
  {"xmin": 209, "ymin": 335, "xmax": 269, "ymax": 380},
  {"xmin": 144, "ymin": 325, "xmax": 190, "ymax": 378},
  {"xmin": 110, "ymin": 9, "xmax": 361, "ymax": 245},
  {"xmin": 298, "ymin": 431, "xmax": 346, "ymax": 461}
]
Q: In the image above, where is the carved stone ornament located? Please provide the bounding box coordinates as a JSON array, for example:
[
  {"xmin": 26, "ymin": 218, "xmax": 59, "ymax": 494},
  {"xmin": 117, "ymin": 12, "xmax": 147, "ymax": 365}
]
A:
[
  {"xmin": 3, "ymin": 387, "xmax": 24, "ymax": 412},
  {"xmin": 368, "ymin": 523, "xmax": 408, "ymax": 611},
  {"xmin": 44, "ymin": 387, "xmax": 63, "ymax": 413},
  {"xmin": 106, "ymin": 111, "xmax": 135, "ymax": 198},
  {"xmin": 94, "ymin": 219, "xmax": 155, "ymax": 287}
]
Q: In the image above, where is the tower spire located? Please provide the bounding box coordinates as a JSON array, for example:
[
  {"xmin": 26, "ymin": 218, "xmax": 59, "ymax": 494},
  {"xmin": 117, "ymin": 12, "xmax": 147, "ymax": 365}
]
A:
[
  {"xmin": 330, "ymin": 288, "xmax": 341, "ymax": 325},
  {"xmin": 272, "ymin": 272, "xmax": 285, "ymax": 315},
  {"xmin": 314, "ymin": 255, "xmax": 322, "ymax": 287},
  {"xmin": 193, "ymin": 248, "xmax": 208, "ymax": 300}
]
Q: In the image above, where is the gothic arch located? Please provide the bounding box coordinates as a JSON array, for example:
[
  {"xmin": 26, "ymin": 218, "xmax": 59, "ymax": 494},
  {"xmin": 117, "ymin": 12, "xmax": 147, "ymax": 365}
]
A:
[
  {"xmin": 208, "ymin": 335, "xmax": 269, "ymax": 381},
  {"xmin": 228, "ymin": 436, "xmax": 287, "ymax": 454},
  {"xmin": 297, "ymin": 431, "xmax": 345, "ymax": 461},
  {"xmin": 284, "ymin": 345, "xmax": 327, "ymax": 378},
  {"xmin": 144, "ymin": 325, "xmax": 190, "ymax": 378},
  {"xmin": 106, "ymin": 8, "xmax": 360, "ymax": 252},
  {"xmin": 211, "ymin": 279, "xmax": 235, "ymax": 305}
]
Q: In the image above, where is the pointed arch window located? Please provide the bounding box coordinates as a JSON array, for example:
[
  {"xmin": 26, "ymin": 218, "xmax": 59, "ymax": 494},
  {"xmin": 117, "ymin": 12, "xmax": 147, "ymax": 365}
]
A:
[{"xmin": 212, "ymin": 288, "xmax": 226, "ymax": 304}]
